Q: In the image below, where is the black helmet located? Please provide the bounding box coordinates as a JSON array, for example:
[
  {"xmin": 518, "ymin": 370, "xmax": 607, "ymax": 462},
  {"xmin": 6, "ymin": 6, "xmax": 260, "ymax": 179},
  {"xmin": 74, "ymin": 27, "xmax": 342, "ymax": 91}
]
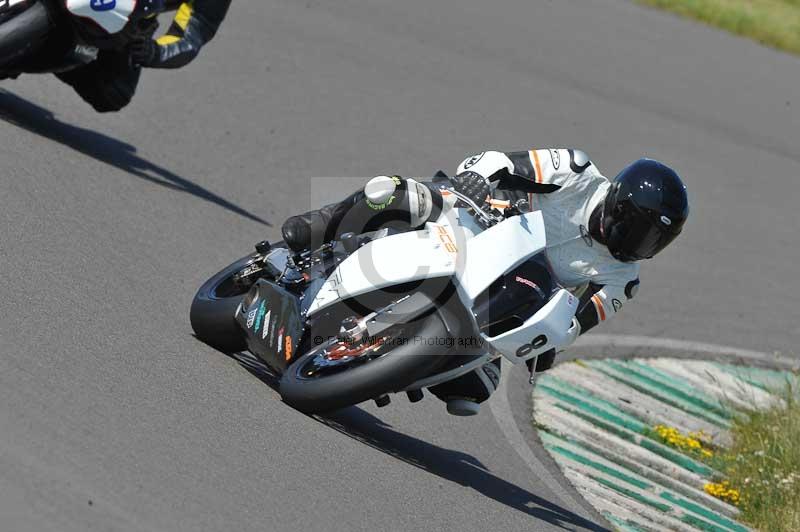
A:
[{"xmin": 602, "ymin": 159, "xmax": 689, "ymax": 262}]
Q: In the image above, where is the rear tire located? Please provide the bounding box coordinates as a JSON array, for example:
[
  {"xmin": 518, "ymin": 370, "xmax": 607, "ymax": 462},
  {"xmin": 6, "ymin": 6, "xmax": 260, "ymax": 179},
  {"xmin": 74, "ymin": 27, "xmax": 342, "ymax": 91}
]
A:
[
  {"xmin": 279, "ymin": 309, "xmax": 452, "ymax": 414},
  {"xmin": 191, "ymin": 243, "xmax": 289, "ymax": 352},
  {"xmin": 190, "ymin": 255, "xmax": 257, "ymax": 353}
]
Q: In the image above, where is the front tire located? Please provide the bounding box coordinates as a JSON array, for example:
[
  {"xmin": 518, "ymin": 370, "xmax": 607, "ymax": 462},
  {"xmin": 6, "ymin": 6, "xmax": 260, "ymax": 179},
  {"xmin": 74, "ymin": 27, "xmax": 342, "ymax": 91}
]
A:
[{"xmin": 279, "ymin": 309, "xmax": 451, "ymax": 414}]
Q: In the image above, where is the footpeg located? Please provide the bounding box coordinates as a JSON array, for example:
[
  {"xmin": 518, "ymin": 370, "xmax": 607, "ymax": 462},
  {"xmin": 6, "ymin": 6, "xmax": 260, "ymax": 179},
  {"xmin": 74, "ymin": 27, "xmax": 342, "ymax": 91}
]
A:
[{"xmin": 406, "ymin": 389, "xmax": 424, "ymax": 403}]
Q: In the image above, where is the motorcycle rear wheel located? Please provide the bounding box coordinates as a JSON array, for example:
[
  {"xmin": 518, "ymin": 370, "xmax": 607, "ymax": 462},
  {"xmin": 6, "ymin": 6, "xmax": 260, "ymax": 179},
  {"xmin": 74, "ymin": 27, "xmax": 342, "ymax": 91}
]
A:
[{"xmin": 190, "ymin": 245, "xmax": 286, "ymax": 353}]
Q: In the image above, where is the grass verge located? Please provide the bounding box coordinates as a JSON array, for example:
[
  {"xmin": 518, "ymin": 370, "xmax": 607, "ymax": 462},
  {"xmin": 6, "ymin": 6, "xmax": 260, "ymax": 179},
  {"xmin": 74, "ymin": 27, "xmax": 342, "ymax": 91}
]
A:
[
  {"xmin": 635, "ymin": 0, "xmax": 800, "ymax": 56},
  {"xmin": 715, "ymin": 385, "xmax": 800, "ymax": 530}
]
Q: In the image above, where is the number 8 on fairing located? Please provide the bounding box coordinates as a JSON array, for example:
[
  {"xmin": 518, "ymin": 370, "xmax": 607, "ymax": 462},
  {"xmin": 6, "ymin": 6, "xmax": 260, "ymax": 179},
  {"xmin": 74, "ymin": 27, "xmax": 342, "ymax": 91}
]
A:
[{"xmin": 515, "ymin": 334, "xmax": 548, "ymax": 358}]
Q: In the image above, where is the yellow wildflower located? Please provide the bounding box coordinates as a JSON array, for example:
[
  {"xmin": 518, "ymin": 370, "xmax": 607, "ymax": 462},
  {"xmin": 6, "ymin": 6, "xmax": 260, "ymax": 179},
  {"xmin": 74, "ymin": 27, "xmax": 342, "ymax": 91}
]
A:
[
  {"xmin": 704, "ymin": 482, "xmax": 741, "ymax": 506},
  {"xmin": 652, "ymin": 424, "xmax": 715, "ymax": 459}
]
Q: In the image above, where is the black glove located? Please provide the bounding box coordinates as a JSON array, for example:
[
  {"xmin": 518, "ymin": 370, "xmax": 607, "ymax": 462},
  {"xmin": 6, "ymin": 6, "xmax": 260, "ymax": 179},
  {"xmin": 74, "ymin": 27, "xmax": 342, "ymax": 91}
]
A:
[
  {"xmin": 129, "ymin": 38, "xmax": 159, "ymax": 67},
  {"xmin": 451, "ymin": 171, "xmax": 491, "ymax": 207}
]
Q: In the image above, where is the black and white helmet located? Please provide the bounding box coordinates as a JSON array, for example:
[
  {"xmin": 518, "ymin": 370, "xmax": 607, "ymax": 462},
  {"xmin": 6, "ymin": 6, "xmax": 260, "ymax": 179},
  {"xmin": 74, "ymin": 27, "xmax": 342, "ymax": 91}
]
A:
[{"xmin": 602, "ymin": 159, "xmax": 689, "ymax": 262}]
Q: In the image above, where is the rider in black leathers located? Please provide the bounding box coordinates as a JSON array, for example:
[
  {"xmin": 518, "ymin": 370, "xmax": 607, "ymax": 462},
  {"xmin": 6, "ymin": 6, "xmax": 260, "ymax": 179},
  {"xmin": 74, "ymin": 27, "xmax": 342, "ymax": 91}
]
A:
[
  {"xmin": 280, "ymin": 150, "xmax": 689, "ymax": 415},
  {"xmin": 57, "ymin": 0, "xmax": 231, "ymax": 112}
]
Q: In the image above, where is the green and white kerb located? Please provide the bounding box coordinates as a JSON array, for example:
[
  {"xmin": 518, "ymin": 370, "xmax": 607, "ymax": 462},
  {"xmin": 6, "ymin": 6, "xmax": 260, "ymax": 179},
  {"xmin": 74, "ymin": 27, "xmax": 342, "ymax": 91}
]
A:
[{"xmin": 532, "ymin": 358, "xmax": 798, "ymax": 532}]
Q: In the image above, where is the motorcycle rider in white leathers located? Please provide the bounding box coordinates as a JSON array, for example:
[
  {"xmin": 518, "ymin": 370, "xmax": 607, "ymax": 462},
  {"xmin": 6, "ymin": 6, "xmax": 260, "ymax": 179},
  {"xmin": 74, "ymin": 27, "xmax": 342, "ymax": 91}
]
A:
[{"xmin": 281, "ymin": 148, "xmax": 690, "ymax": 415}]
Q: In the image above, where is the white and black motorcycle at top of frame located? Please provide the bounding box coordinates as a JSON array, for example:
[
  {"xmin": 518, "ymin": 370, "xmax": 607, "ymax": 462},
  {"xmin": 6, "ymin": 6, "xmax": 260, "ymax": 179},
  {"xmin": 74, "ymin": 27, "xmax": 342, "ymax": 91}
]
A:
[{"xmin": 0, "ymin": 0, "xmax": 159, "ymax": 79}]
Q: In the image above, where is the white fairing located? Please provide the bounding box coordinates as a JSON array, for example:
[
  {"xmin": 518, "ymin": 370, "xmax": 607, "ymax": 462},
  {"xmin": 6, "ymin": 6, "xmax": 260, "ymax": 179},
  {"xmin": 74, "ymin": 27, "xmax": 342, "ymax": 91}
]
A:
[
  {"xmin": 484, "ymin": 289, "xmax": 579, "ymax": 365},
  {"xmin": 306, "ymin": 227, "xmax": 457, "ymax": 315},
  {"xmin": 66, "ymin": 0, "xmax": 136, "ymax": 34},
  {"xmin": 306, "ymin": 205, "xmax": 579, "ymax": 366},
  {"xmin": 455, "ymin": 211, "xmax": 546, "ymax": 304},
  {"xmin": 4, "ymin": 0, "xmax": 28, "ymax": 9}
]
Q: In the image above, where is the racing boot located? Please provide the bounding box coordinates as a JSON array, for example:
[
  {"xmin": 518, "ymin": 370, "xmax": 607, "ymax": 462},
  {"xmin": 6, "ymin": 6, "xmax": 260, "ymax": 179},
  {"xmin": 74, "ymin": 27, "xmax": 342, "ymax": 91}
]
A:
[
  {"xmin": 281, "ymin": 203, "xmax": 342, "ymax": 252},
  {"xmin": 430, "ymin": 359, "xmax": 501, "ymax": 416},
  {"xmin": 281, "ymin": 176, "xmax": 443, "ymax": 252}
]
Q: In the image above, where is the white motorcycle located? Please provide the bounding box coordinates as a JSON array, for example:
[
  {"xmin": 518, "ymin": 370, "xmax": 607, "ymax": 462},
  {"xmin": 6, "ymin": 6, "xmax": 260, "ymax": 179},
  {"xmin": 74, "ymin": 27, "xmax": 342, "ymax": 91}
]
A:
[
  {"xmin": 190, "ymin": 182, "xmax": 579, "ymax": 415},
  {"xmin": 0, "ymin": 0, "xmax": 162, "ymax": 80}
]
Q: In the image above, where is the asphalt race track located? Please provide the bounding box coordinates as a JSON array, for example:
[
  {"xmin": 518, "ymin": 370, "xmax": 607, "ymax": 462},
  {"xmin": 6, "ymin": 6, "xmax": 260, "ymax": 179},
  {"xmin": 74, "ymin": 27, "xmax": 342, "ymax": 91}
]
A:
[{"xmin": 1, "ymin": 1, "xmax": 798, "ymax": 530}]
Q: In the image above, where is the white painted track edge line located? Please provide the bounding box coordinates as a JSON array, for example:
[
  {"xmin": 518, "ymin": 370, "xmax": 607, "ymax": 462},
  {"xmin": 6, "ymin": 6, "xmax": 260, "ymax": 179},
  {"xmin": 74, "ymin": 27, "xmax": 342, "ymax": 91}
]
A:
[
  {"xmin": 490, "ymin": 358, "xmax": 595, "ymax": 522},
  {"xmin": 573, "ymin": 335, "xmax": 797, "ymax": 370}
]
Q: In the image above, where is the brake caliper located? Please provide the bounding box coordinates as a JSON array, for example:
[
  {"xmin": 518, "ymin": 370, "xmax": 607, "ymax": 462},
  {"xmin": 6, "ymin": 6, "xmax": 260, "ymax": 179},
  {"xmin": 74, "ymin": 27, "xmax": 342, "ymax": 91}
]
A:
[{"xmin": 324, "ymin": 316, "xmax": 385, "ymax": 361}]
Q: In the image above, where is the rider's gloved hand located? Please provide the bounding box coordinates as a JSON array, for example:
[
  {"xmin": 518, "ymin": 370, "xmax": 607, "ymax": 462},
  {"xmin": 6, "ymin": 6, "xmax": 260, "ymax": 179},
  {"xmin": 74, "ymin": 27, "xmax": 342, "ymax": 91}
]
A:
[
  {"xmin": 129, "ymin": 38, "xmax": 159, "ymax": 67},
  {"xmin": 451, "ymin": 171, "xmax": 491, "ymax": 207}
]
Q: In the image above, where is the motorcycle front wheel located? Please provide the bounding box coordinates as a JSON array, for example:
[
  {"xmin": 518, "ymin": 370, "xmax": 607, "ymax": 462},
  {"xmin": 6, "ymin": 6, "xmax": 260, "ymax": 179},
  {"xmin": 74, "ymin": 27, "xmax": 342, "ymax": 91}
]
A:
[{"xmin": 279, "ymin": 308, "xmax": 452, "ymax": 414}]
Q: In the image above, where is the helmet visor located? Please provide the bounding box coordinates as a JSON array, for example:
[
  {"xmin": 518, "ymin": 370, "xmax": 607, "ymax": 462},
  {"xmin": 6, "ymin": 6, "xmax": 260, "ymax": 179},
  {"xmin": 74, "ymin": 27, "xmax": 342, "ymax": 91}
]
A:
[{"xmin": 606, "ymin": 208, "xmax": 679, "ymax": 261}]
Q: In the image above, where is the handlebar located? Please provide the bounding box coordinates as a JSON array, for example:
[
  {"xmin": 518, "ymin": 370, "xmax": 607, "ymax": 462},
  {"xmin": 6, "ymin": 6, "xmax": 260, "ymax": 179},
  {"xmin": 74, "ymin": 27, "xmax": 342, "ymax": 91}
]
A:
[{"xmin": 443, "ymin": 187, "xmax": 506, "ymax": 228}]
